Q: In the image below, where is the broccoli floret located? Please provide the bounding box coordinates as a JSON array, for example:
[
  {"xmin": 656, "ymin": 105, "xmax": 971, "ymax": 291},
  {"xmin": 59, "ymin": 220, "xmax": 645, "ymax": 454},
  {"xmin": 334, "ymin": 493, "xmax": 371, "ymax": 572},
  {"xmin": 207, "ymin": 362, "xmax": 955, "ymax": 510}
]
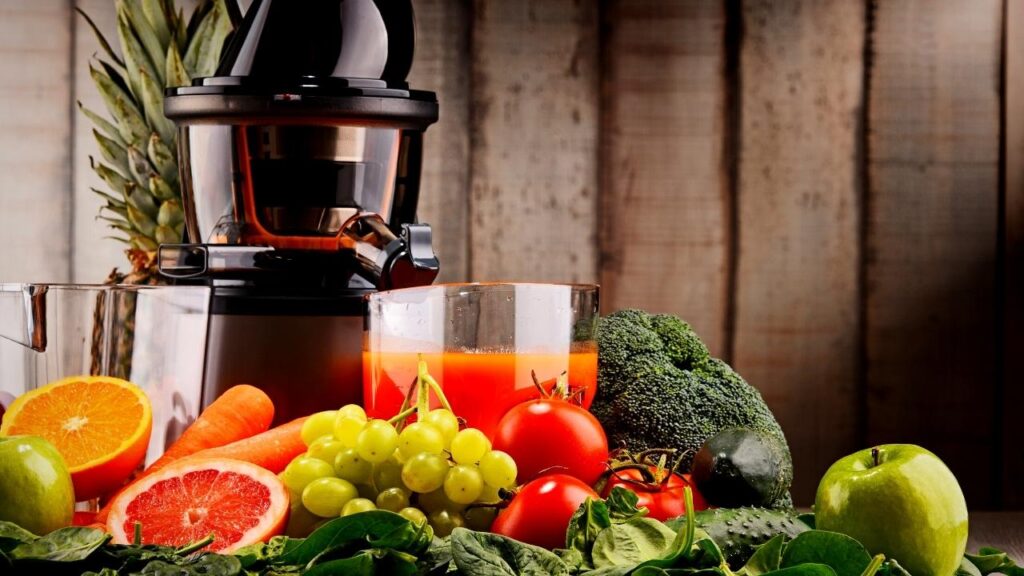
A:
[{"xmin": 592, "ymin": 309, "xmax": 794, "ymax": 507}]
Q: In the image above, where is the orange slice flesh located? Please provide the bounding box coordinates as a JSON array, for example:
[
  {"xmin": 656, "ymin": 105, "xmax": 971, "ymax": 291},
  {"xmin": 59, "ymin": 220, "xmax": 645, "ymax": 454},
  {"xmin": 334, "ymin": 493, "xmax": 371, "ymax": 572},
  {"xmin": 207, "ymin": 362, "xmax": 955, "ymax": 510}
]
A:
[
  {"xmin": 106, "ymin": 458, "xmax": 290, "ymax": 553},
  {"xmin": 0, "ymin": 375, "xmax": 152, "ymax": 501}
]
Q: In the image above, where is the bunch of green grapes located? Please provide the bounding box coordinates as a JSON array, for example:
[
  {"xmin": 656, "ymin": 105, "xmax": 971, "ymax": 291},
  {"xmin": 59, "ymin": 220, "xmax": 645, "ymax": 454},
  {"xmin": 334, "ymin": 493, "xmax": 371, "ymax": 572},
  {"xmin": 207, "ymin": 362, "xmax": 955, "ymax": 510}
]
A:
[{"xmin": 280, "ymin": 404, "xmax": 517, "ymax": 537}]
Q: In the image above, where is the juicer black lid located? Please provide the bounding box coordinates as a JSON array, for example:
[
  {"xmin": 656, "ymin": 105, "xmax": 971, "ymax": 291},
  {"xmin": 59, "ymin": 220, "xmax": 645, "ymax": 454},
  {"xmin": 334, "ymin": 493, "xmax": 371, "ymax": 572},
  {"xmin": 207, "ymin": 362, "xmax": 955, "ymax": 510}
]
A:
[{"xmin": 165, "ymin": 0, "xmax": 437, "ymax": 128}]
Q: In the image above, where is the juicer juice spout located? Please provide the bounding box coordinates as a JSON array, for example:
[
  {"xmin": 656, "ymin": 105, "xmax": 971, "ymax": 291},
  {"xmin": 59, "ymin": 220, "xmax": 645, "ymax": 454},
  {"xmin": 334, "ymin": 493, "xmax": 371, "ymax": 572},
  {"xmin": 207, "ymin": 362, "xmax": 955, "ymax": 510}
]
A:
[{"xmin": 0, "ymin": 284, "xmax": 47, "ymax": 351}]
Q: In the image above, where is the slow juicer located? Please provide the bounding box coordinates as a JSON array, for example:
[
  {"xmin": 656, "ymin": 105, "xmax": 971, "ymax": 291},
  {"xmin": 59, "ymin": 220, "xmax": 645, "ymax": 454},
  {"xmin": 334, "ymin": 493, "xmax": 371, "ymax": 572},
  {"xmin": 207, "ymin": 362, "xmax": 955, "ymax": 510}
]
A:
[{"xmin": 159, "ymin": 0, "xmax": 440, "ymax": 422}]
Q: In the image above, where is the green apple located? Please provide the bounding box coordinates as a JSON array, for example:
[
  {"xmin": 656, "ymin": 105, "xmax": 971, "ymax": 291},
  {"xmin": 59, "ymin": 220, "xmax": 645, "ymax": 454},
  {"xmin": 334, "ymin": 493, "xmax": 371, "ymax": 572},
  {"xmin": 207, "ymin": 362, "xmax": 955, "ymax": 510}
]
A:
[
  {"xmin": 816, "ymin": 444, "xmax": 968, "ymax": 576},
  {"xmin": 0, "ymin": 435, "xmax": 75, "ymax": 534}
]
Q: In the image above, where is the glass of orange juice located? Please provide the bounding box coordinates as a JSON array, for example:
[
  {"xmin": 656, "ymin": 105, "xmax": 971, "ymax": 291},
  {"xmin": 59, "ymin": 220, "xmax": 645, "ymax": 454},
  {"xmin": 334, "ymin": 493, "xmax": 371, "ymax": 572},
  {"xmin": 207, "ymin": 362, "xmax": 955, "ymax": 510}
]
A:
[{"xmin": 364, "ymin": 283, "xmax": 599, "ymax": 438}]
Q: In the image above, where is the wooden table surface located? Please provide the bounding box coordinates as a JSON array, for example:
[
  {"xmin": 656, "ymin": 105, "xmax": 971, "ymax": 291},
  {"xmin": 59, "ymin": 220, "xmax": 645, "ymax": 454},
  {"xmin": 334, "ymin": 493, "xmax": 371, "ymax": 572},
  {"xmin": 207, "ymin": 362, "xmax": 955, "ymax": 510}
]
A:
[{"xmin": 967, "ymin": 513, "xmax": 1024, "ymax": 561}]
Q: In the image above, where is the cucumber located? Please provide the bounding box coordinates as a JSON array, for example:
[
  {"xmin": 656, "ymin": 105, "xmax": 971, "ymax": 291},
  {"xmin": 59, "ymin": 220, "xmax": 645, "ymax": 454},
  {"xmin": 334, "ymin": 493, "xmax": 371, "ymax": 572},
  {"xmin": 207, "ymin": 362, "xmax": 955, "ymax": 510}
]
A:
[
  {"xmin": 691, "ymin": 427, "xmax": 790, "ymax": 508},
  {"xmin": 668, "ymin": 507, "xmax": 810, "ymax": 568}
]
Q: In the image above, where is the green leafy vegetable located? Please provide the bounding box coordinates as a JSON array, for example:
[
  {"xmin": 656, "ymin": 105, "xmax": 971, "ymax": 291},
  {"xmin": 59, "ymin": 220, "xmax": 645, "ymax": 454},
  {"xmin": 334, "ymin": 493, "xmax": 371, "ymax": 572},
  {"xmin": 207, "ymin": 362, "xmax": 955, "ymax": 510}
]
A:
[
  {"xmin": 964, "ymin": 548, "xmax": 1024, "ymax": 576},
  {"xmin": 780, "ymin": 531, "xmax": 872, "ymax": 576},
  {"xmin": 8, "ymin": 526, "xmax": 110, "ymax": 562},
  {"xmin": 591, "ymin": 519, "xmax": 678, "ymax": 568},
  {"xmin": 451, "ymin": 528, "xmax": 571, "ymax": 576}
]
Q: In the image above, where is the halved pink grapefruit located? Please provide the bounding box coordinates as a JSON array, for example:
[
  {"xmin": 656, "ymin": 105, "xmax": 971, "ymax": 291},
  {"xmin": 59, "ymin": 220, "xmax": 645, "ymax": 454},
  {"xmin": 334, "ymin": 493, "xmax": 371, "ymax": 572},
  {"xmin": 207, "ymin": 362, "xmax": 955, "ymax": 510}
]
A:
[{"xmin": 106, "ymin": 458, "xmax": 289, "ymax": 553}]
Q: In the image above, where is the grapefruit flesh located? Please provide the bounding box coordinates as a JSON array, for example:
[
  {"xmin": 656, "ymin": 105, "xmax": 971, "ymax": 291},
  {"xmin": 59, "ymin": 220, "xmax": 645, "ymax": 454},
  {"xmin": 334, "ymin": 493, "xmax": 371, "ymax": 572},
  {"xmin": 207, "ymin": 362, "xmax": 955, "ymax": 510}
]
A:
[{"xmin": 107, "ymin": 458, "xmax": 289, "ymax": 553}]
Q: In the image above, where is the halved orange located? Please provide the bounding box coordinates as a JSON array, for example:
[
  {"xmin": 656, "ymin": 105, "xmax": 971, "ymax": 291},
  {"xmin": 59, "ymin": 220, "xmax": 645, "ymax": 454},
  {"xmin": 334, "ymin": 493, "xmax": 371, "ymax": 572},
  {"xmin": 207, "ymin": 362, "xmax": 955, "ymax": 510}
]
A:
[
  {"xmin": 0, "ymin": 375, "xmax": 152, "ymax": 501},
  {"xmin": 106, "ymin": 458, "xmax": 290, "ymax": 553}
]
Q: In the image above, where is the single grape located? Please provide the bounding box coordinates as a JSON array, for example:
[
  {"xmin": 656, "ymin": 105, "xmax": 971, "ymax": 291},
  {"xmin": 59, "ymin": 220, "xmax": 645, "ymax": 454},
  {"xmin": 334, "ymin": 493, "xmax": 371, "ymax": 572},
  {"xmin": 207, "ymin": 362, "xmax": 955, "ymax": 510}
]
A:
[
  {"xmin": 334, "ymin": 448, "xmax": 373, "ymax": 483},
  {"xmin": 337, "ymin": 404, "xmax": 367, "ymax": 422},
  {"xmin": 334, "ymin": 416, "xmax": 367, "ymax": 448},
  {"xmin": 450, "ymin": 428, "xmax": 490, "ymax": 465},
  {"xmin": 341, "ymin": 498, "xmax": 377, "ymax": 516},
  {"xmin": 376, "ymin": 487, "xmax": 411, "ymax": 512},
  {"xmin": 401, "ymin": 453, "xmax": 449, "ymax": 493},
  {"xmin": 372, "ymin": 458, "xmax": 404, "ymax": 491},
  {"xmin": 415, "ymin": 488, "xmax": 453, "ymax": 513},
  {"xmin": 478, "ymin": 483, "xmax": 502, "ymax": 504},
  {"xmin": 421, "ymin": 409, "xmax": 459, "ymax": 446},
  {"xmin": 281, "ymin": 456, "xmax": 335, "ymax": 494},
  {"xmin": 302, "ymin": 477, "xmax": 358, "ymax": 517},
  {"xmin": 397, "ymin": 422, "xmax": 445, "ymax": 458},
  {"xmin": 301, "ymin": 411, "xmax": 339, "ymax": 446},
  {"xmin": 308, "ymin": 436, "xmax": 346, "ymax": 464},
  {"xmin": 444, "ymin": 464, "xmax": 484, "ymax": 505},
  {"xmin": 464, "ymin": 506, "xmax": 498, "ymax": 531},
  {"xmin": 356, "ymin": 419, "xmax": 399, "ymax": 463},
  {"xmin": 356, "ymin": 483, "xmax": 379, "ymax": 501},
  {"xmin": 398, "ymin": 507, "xmax": 428, "ymax": 525},
  {"xmin": 479, "ymin": 450, "xmax": 518, "ymax": 488},
  {"xmin": 429, "ymin": 509, "xmax": 465, "ymax": 537}
]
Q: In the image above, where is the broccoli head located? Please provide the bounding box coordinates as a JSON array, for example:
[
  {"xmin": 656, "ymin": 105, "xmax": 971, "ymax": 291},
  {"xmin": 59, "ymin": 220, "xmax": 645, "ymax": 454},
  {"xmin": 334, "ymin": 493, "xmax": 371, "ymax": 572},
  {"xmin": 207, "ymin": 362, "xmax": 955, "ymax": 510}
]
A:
[{"xmin": 591, "ymin": 310, "xmax": 793, "ymax": 507}]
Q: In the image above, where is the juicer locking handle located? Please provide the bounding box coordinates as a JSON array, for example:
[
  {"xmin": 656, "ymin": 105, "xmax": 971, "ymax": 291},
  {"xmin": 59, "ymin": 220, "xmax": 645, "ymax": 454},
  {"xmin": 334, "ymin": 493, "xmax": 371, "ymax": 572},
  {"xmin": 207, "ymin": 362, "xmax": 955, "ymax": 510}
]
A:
[{"xmin": 341, "ymin": 214, "xmax": 439, "ymax": 290}]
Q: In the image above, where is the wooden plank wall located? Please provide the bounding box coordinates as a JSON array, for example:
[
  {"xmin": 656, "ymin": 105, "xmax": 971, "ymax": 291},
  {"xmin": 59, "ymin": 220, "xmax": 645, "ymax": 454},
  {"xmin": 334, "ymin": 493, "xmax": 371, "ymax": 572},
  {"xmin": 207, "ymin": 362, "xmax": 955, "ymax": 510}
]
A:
[{"xmin": 0, "ymin": 0, "xmax": 1018, "ymax": 508}]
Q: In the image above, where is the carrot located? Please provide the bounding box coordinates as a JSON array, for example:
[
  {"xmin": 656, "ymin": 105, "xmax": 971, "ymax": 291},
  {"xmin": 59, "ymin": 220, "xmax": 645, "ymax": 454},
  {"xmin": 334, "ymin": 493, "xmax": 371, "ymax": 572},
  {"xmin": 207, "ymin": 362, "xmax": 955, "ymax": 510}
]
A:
[
  {"xmin": 180, "ymin": 416, "xmax": 309, "ymax": 474},
  {"xmin": 96, "ymin": 385, "xmax": 275, "ymax": 524},
  {"xmin": 145, "ymin": 384, "xmax": 275, "ymax": 474}
]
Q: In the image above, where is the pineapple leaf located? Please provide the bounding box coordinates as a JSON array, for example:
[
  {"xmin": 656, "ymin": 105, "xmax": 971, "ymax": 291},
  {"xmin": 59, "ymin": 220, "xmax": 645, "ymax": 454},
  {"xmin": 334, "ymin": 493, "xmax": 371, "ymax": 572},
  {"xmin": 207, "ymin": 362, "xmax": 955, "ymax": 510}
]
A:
[
  {"xmin": 92, "ymin": 160, "xmax": 132, "ymax": 196},
  {"xmin": 149, "ymin": 175, "xmax": 176, "ymax": 201},
  {"xmin": 133, "ymin": 235, "xmax": 159, "ymax": 251},
  {"xmin": 165, "ymin": 43, "xmax": 190, "ymax": 88},
  {"xmin": 93, "ymin": 129, "xmax": 130, "ymax": 174},
  {"xmin": 127, "ymin": 146, "xmax": 158, "ymax": 187},
  {"xmin": 92, "ymin": 187, "xmax": 127, "ymax": 210},
  {"xmin": 98, "ymin": 213, "xmax": 133, "ymax": 231},
  {"xmin": 79, "ymin": 102, "xmax": 127, "ymax": 147},
  {"xmin": 103, "ymin": 235, "xmax": 132, "ymax": 245},
  {"xmin": 141, "ymin": 0, "xmax": 172, "ymax": 49},
  {"xmin": 183, "ymin": 0, "xmax": 232, "ymax": 78},
  {"xmin": 175, "ymin": 7, "xmax": 188, "ymax": 53},
  {"xmin": 187, "ymin": 0, "xmax": 215, "ymax": 40},
  {"xmin": 116, "ymin": 1, "xmax": 160, "ymax": 107},
  {"xmin": 98, "ymin": 60, "xmax": 132, "ymax": 99},
  {"xmin": 155, "ymin": 225, "xmax": 179, "ymax": 244},
  {"xmin": 157, "ymin": 199, "xmax": 183, "ymax": 227},
  {"xmin": 123, "ymin": 0, "xmax": 166, "ymax": 86},
  {"xmin": 74, "ymin": 7, "xmax": 126, "ymax": 68},
  {"xmin": 128, "ymin": 187, "xmax": 160, "ymax": 220},
  {"xmin": 147, "ymin": 134, "xmax": 178, "ymax": 184},
  {"xmin": 90, "ymin": 64, "xmax": 149, "ymax": 146},
  {"xmin": 138, "ymin": 68, "xmax": 176, "ymax": 146},
  {"xmin": 100, "ymin": 203, "xmax": 130, "ymax": 220}
]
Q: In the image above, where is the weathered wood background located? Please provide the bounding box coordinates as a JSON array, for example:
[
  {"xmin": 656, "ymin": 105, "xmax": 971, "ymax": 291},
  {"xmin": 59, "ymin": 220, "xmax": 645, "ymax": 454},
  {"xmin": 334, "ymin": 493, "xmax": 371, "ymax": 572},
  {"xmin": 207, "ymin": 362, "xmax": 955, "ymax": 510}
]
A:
[{"xmin": 0, "ymin": 0, "xmax": 1020, "ymax": 508}]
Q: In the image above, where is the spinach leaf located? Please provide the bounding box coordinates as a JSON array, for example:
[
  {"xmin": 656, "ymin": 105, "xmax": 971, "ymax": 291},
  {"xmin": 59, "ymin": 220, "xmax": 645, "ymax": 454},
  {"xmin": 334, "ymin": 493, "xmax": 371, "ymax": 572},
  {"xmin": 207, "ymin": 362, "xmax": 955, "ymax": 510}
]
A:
[
  {"xmin": 451, "ymin": 527, "xmax": 570, "ymax": 576},
  {"xmin": 8, "ymin": 526, "xmax": 109, "ymax": 562},
  {"xmin": 764, "ymin": 564, "xmax": 838, "ymax": 576},
  {"xmin": 965, "ymin": 548, "xmax": 1024, "ymax": 576},
  {"xmin": 781, "ymin": 531, "xmax": 871, "ymax": 576},
  {"xmin": 419, "ymin": 536, "xmax": 454, "ymax": 576},
  {"xmin": 592, "ymin": 518, "xmax": 678, "ymax": 569},
  {"xmin": 959, "ymin": 558, "xmax": 985, "ymax": 576},
  {"xmin": 135, "ymin": 553, "xmax": 242, "ymax": 575},
  {"xmin": 233, "ymin": 536, "xmax": 299, "ymax": 568},
  {"xmin": 0, "ymin": 521, "xmax": 37, "ymax": 555},
  {"xmin": 737, "ymin": 535, "xmax": 786, "ymax": 576},
  {"xmin": 567, "ymin": 487, "xmax": 649, "ymax": 569},
  {"xmin": 302, "ymin": 551, "xmax": 375, "ymax": 576},
  {"xmin": 273, "ymin": 510, "xmax": 413, "ymax": 566}
]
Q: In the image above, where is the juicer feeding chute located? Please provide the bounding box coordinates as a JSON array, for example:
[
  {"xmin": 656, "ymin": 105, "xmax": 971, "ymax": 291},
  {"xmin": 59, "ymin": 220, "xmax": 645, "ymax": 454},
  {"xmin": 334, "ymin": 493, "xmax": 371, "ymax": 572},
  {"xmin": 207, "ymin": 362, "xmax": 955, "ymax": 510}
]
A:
[
  {"xmin": 162, "ymin": 0, "xmax": 439, "ymax": 291},
  {"xmin": 159, "ymin": 0, "xmax": 442, "ymax": 421}
]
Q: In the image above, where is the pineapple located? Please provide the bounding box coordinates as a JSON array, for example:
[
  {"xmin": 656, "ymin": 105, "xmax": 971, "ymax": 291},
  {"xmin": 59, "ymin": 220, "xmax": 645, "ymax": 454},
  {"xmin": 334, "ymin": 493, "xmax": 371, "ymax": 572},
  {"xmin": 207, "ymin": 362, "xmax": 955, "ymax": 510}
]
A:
[{"xmin": 78, "ymin": 0, "xmax": 233, "ymax": 284}]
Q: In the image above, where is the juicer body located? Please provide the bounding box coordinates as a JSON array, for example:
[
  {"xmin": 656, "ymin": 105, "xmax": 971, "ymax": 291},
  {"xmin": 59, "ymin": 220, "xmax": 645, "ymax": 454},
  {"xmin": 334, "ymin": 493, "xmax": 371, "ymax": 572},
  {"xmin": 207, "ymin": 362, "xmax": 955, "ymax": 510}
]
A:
[{"xmin": 161, "ymin": 0, "xmax": 440, "ymax": 422}]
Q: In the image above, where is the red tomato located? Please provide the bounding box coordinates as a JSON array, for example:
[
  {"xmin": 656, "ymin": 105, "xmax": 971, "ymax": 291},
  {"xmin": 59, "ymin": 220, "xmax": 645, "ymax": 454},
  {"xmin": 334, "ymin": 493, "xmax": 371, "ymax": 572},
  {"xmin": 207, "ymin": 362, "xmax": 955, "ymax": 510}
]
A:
[
  {"xmin": 602, "ymin": 469, "xmax": 709, "ymax": 520},
  {"xmin": 491, "ymin": 474, "xmax": 599, "ymax": 549},
  {"xmin": 491, "ymin": 398, "xmax": 609, "ymax": 486}
]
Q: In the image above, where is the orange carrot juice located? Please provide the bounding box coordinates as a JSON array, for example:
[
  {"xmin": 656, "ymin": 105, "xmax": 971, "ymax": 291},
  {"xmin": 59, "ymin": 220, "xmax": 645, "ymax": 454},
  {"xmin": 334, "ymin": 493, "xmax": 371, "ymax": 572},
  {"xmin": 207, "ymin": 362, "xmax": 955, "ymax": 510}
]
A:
[{"xmin": 363, "ymin": 345, "xmax": 598, "ymax": 439}]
